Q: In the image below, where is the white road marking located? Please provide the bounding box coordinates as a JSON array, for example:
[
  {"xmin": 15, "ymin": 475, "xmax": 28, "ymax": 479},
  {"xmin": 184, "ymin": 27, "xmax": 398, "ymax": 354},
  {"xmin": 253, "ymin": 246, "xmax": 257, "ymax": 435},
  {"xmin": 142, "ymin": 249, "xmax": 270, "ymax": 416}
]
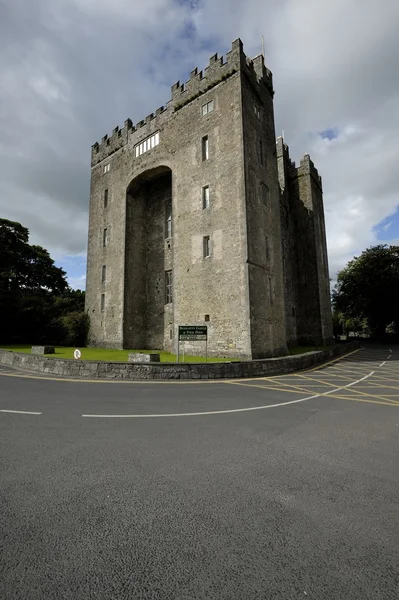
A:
[
  {"xmin": 0, "ymin": 409, "xmax": 42, "ymax": 415},
  {"xmin": 82, "ymin": 372, "xmax": 375, "ymax": 418}
]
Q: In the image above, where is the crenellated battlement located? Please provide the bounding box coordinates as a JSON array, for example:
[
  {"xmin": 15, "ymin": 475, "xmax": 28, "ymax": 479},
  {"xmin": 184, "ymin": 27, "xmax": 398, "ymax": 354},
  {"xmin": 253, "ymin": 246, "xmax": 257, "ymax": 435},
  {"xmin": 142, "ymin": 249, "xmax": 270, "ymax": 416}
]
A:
[
  {"xmin": 91, "ymin": 38, "xmax": 274, "ymax": 166},
  {"xmin": 276, "ymin": 137, "xmax": 322, "ymax": 188},
  {"xmin": 171, "ymin": 39, "xmax": 273, "ymax": 111},
  {"xmin": 298, "ymin": 154, "xmax": 322, "ymax": 188},
  {"xmin": 91, "ymin": 107, "xmax": 168, "ymax": 166},
  {"xmin": 276, "ymin": 137, "xmax": 296, "ymax": 170}
]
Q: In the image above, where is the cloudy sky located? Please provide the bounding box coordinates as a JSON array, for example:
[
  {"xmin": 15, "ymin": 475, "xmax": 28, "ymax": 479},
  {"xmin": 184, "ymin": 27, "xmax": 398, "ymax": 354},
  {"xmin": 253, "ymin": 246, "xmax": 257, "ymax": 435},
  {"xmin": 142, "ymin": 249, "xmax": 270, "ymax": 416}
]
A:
[{"xmin": 1, "ymin": 0, "xmax": 399, "ymax": 289}]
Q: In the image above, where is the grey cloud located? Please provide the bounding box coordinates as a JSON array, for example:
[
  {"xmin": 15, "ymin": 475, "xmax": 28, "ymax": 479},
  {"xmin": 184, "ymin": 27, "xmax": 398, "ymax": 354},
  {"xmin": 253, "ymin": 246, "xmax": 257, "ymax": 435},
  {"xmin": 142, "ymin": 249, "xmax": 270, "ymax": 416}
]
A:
[{"xmin": 1, "ymin": 0, "xmax": 399, "ymax": 285}]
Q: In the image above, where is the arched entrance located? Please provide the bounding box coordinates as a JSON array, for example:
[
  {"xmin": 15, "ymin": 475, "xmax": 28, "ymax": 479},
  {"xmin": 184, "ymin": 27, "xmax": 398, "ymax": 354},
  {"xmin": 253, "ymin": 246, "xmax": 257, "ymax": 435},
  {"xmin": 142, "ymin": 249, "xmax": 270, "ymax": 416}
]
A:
[{"xmin": 124, "ymin": 166, "xmax": 173, "ymax": 351}]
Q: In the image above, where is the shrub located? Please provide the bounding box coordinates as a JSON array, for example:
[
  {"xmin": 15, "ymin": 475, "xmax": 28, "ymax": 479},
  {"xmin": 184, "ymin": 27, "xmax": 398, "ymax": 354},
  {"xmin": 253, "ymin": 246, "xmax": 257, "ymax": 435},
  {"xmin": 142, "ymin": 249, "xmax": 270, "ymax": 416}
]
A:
[{"xmin": 59, "ymin": 311, "xmax": 90, "ymax": 346}]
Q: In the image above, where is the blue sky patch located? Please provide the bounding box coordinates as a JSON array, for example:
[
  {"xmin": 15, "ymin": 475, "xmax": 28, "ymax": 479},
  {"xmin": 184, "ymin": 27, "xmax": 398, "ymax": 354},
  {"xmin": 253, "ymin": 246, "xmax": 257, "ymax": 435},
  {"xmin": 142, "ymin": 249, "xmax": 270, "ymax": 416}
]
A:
[
  {"xmin": 373, "ymin": 206, "xmax": 399, "ymax": 241},
  {"xmin": 319, "ymin": 127, "xmax": 339, "ymax": 140},
  {"xmin": 56, "ymin": 255, "xmax": 86, "ymax": 290}
]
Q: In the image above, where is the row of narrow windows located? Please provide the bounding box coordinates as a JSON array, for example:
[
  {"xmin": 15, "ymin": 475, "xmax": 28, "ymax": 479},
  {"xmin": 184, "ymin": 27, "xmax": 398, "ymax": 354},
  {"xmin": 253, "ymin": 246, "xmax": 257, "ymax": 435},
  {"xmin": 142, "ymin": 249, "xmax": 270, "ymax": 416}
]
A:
[
  {"xmin": 101, "ymin": 177, "xmax": 267, "ymax": 221},
  {"xmin": 99, "ymin": 270, "xmax": 273, "ymax": 311},
  {"xmin": 101, "ymin": 183, "xmax": 270, "ymax": 252},
  {"xmin": 102, "ymin": 98, "xmax": 263, "ymax": 172},
  {"xmin": 101, "ymin": 185, "xmax": 211, "ymax": 215},
  {"xmin": 104, "ymin": 132, "xmax": 264, "ymax": 172}
]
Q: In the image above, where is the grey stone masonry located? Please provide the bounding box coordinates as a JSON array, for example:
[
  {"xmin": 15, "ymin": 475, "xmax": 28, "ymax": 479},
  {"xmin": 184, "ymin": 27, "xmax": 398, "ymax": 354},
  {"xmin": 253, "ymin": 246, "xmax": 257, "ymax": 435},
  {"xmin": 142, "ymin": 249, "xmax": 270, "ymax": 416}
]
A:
[
  {"xmin": 128, "ymin": 353, "xmax": 161, "ymax": 363},
  {"xmin": 0, "ymin": 344, "xmax": 359, "ymax": 380},
  {"xmin": 31, "ymin": 346, "xmax": 55, "ymax": 355},
  {"xmin": 85, "ymin": 37, "xmax": 333, "ymax": 359}
]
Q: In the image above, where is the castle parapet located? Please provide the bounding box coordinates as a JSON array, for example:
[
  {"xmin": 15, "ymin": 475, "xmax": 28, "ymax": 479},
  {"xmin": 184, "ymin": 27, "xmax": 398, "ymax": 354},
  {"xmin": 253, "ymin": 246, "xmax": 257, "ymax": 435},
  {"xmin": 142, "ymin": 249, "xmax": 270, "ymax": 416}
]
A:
[
  {"xmin": 91, "ymin": 107, "xmax": 168, "ymax": 166},
  {"xmin": 91, "ymin": 38, "xmax": 274, "ymax": 166},
  {"xmin": 171, "ymin": 38, "xmax": 273, "ymax": 110},
  {"xmin": 298, "ymin": 154, "xmax": 323, "ymax": 188}
]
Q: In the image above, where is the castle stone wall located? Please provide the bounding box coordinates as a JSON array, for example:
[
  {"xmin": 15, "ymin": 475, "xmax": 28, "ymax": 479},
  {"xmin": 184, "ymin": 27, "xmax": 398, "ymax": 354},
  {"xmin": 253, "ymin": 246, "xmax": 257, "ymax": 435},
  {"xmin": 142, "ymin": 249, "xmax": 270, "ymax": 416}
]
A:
[{"xmin": 85, "ymin": 37, "xmax": 333, "ymax": 358}]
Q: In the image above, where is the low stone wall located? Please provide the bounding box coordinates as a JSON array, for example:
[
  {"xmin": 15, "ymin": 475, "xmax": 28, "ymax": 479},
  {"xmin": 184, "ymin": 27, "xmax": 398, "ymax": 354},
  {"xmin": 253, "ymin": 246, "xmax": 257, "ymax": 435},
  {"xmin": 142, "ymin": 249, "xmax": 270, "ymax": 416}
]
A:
[{"xmin": 0, "ymin": 343, "xmax": 360, "ymax": 380}]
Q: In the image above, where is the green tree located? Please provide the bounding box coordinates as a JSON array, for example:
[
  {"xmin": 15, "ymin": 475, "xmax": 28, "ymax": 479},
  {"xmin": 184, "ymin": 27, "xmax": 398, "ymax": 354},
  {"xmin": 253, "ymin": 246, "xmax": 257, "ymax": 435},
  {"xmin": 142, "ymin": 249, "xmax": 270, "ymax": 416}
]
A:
[
  {"xmin": 332, "ymin": 245, "xmax": 399, "ymax": 337},
  {"xmin": 0, "ymin": 218, "xmax": 87, "ymax": 345}
]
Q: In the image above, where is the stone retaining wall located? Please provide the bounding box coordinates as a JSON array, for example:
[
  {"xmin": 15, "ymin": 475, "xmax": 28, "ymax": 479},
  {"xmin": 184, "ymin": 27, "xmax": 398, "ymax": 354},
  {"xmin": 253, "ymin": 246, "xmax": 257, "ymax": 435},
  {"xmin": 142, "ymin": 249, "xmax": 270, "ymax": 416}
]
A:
[{"xmin": 0, "ymin": 343, "xmax": 360, "ymax": 380}]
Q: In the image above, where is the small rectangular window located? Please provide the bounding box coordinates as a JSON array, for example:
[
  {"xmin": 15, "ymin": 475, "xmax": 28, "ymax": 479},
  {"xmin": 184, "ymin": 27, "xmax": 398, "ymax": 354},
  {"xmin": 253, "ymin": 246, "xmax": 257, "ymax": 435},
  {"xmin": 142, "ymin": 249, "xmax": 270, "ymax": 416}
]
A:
[
  {"xmin": 260, "ymin": 182, "xmax": 269, "ymax": 207},
  {"xmin": 103, "ymin": 164, "xmax": 110, "ymax": 173},
  {"xmin": 203, "ymin": 235, "xmax": 210, "ymax": 258},
  {"xmin": 201, "ymin": 100, "xmax": 214, "ymax": 116},
  {"xmin": 103, "ymin": 228, "xmax": 108, "ymax": 247},
  {"xmin": 259, "ymin": 140, "xmax": 264, "ymax": 165},
  {"xmin": 268, "ymin": 277, "xmax": 273, "ymax": 305},
  {"xmin": 104, "ymin": 189, "xmax": 109, "ymax": 208},
  {"xmin": 204, "ymin": 314, "xmax": 210, "ymax": 322},
  {"xmin": 202, "ymin": 185, "xmax": 210, "ymax": 209},
  {"xmin": 101, "ymin": 264, "xmax": 106, "ymax": 283},
  {"xmin": 202, "ymin": 136, "xmax": 209, "ymax": 161},
  {"xmin": 100, "ymin": 293, "xmax": 105, "ymax": 311},
  {"xmin": 165, "ymin": 270, "xmax": 173, "ymax": 304},
  {"xmin": 165, "ymin": 199, "xmax": 172, "ymax": 239}
]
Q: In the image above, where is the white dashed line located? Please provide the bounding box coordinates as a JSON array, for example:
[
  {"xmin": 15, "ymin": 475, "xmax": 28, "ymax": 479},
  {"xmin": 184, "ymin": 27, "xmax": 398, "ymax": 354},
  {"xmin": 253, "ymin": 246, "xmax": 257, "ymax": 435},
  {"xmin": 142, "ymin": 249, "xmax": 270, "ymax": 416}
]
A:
[
  {"xmin": 0, "ymin": 409, "xmax": 42, "ymax": 415},
  {"xmin": 82, "ymin": 372, "xmax": 375, "ymax": 418}
]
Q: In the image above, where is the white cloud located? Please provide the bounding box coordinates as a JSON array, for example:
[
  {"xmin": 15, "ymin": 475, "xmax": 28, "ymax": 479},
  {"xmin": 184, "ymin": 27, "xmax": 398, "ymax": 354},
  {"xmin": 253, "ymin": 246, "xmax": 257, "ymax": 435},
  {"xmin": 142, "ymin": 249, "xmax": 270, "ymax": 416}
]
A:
[{"xmin": 0, "ymin": 0, "xmax": 398, "ymax": 288}]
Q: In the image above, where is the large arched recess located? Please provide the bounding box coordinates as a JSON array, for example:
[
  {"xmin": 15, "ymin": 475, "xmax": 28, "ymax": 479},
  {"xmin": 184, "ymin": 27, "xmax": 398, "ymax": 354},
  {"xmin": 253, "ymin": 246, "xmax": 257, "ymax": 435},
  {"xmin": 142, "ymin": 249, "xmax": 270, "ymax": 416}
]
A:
[{"xmin": 123, "ymin": 166, "xmax": 173, "ymax": 351}]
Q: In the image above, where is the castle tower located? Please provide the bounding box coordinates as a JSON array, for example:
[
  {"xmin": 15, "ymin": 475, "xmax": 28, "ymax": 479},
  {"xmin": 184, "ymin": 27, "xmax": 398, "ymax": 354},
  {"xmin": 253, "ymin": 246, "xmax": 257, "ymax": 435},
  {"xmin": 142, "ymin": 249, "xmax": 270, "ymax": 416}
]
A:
[
  {"xmin": 277, "ymin": 138, "xmax": 334, "ymax": 347},
  {"xmin": 85, "ymin": 38, "xmax": 333, "ymax": 358}
]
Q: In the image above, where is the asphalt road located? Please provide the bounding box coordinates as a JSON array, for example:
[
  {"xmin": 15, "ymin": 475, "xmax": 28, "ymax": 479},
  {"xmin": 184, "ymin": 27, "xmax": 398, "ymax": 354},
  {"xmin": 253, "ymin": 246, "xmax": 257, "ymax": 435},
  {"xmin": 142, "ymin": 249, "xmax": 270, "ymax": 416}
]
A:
[{"xmin": 1, "ymin": 345, "xmax": 398, "ymax": 599}]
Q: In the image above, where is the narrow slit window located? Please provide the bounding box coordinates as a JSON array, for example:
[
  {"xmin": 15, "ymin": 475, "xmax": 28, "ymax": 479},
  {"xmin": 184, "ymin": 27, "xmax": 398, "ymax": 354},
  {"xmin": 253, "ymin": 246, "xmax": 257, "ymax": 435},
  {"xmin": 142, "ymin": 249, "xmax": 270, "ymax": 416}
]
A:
[
  {"xmin": 202, "ymin": 135, "xmax": 209, "ymax": 161},
  {"xmin": 202, "ymin": 185, "xmax": 210, "ymax": 209},
  {"xmin": 100, "ymin": 293, "xmax": 105, "ymax": 311},
  {"xmin": 101, "ymin": 264, "xmax": 106, "ymax": 283},
  {"xmin": 103, "ymin": 228, "xmax": 108, "ymax": 247},
  {"xmin": 104, "ymin": 189, "xmax": 109, "ymax": 208},
  {"xmin": 165, "ymin": 270, "xmax": 173, "ymax": 304},
  {"xmin": 259, "ymin": 140, "xmax": 264, "ymax": 165},
  {"xmin": 260, "ymin": 182, "xmax": 269, "ymax": 207},
  {"xmin": 203, "ymin": 235, "xmax": 210, "ymax": 258},
  {"xmin": 265, "ymin": 236, "xmax": 269, "ymax": 260},
  {"xmin": 268, "ymin": 277, "xmax": 273, "ymax": 305},
  {"xmin": 165, "ymin": 199, "xmax": 172, "ymax": 239}
]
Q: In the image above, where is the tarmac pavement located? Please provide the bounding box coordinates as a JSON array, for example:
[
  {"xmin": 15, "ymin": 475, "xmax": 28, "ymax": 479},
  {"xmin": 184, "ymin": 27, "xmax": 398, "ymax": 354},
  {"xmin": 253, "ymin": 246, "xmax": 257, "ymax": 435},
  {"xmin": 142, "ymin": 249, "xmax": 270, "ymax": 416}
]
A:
[{"xmin": 1, "ymin": 345, "xmax": 398, "ymax": 599}]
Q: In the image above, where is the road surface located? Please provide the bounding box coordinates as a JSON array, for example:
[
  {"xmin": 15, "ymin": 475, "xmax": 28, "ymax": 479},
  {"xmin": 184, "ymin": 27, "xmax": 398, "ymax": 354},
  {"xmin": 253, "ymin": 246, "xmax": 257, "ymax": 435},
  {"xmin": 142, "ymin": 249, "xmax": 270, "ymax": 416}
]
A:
[{"xmin": 1, "ymin": 345, "xmax": 398, "ymax": 599}]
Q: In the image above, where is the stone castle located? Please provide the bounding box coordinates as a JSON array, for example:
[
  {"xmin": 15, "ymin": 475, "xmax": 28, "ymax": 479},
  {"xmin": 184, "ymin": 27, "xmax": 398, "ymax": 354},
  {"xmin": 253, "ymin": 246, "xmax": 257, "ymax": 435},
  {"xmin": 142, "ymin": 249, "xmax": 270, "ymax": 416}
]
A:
[{"xmin": 85, "ymin": 38, "xmax": 333, "ymax": 359}]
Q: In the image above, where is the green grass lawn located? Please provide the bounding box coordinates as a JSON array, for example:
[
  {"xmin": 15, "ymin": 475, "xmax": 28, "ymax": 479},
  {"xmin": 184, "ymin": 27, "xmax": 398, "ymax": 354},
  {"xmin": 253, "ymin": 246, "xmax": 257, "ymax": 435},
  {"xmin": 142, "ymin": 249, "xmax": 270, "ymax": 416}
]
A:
[
  {"xmin": 0, "ymin": 344, "xmax": 333, "ymax": 362},
  {"xmin": 288, "ymin": 345, "xmax": 332, "ymax": 355},
  {"xmin": 0, "ymin": 345, "xmax": 239, "ymax": 363}
]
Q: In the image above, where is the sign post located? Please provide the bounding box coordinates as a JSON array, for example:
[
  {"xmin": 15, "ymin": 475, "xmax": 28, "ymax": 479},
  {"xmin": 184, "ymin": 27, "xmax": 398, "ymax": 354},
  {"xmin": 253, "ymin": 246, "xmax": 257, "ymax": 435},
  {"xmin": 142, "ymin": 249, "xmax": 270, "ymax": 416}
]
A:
[{"xmin": 177, "ymin": 326, "xmax": 208, "ymax": 362}]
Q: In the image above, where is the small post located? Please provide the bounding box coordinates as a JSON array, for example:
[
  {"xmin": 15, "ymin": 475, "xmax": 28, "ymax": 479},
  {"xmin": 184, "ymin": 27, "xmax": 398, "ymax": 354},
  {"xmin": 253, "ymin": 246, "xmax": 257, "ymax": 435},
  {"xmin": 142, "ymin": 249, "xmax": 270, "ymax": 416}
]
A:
[
  {"xmin": 206, "ymin": 339, "xmax": 208, "ymax": 362},
  {"xmin": 177, "ymin": 337, "xmax": 180, "ymax": 363}
]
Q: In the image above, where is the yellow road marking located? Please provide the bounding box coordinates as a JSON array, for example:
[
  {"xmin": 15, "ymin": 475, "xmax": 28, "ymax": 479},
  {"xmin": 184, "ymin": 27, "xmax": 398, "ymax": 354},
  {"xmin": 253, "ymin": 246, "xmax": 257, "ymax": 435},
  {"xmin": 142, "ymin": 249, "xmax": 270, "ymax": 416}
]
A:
[
  {"xmin": 324, "ymin": 395, "xmax": 399, "ymax": 407},
  {"xmin": 362, "ymin": 373, "xmax": 399, "ymax": 384},
  {"xmin": 356, "ymin": 381, "xmax": 399, "ymax": 392},
  {"xmin": 223, "ymin": 381, "xmax": 307, "ymax": 394}
]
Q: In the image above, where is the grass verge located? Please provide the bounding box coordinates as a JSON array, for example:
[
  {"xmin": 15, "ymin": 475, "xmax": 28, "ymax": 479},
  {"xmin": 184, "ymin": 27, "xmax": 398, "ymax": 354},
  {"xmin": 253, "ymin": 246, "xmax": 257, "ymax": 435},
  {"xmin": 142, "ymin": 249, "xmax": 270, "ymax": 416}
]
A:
[{"xmin": 0, "ymin": 345, "xmax": 239, "ymax": 363}]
